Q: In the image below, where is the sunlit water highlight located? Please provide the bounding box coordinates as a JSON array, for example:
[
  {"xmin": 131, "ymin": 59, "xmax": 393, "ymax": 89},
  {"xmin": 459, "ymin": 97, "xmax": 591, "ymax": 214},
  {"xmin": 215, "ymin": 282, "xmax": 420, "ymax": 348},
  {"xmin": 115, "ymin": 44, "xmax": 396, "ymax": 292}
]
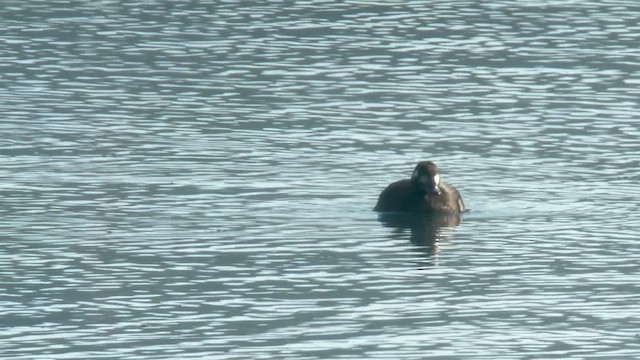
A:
[{"xmin": 1, "ymin": 1, "xmax": 639, "ymax": 359}]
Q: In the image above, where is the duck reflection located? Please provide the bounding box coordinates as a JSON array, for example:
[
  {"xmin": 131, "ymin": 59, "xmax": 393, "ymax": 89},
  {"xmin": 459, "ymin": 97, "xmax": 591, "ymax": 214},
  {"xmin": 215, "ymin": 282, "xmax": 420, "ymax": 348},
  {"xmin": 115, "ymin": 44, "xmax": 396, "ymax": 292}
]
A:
[{"xmin": 377, "ymin": 212, "xmax": 461, "ymax": 256}]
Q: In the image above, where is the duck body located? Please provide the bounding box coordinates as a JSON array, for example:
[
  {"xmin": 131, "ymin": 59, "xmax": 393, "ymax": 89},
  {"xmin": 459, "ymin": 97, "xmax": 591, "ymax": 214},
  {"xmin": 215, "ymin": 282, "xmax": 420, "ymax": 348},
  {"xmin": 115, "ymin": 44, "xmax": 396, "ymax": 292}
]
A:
[{"xmin": 374, "ymin": 161, "xmax": 465, "ymax": 214}]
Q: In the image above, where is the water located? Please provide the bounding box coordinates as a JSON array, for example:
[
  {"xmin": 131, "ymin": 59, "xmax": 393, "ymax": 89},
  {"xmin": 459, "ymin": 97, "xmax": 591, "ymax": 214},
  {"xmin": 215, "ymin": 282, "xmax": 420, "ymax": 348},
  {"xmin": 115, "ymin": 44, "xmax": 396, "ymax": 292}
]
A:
[{"xmin": 2, "ymin": 1, "xmax": 640, "ymax": 359}]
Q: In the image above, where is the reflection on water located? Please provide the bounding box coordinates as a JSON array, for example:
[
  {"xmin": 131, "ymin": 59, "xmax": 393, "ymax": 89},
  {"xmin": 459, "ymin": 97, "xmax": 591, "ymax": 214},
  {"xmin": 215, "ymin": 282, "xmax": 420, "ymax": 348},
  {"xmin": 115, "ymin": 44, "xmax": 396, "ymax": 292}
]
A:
[{"xmin": 377, "ymin": 212, "xmax": 461, "ymax": 258}]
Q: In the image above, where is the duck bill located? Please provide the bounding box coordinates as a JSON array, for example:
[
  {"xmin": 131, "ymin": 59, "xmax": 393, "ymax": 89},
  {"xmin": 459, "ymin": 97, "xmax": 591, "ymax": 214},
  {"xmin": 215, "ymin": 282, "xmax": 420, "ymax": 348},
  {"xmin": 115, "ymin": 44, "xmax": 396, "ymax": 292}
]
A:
[{"xmin": 427, "ymin": 186, "xmax": 441, "ymax": 195}]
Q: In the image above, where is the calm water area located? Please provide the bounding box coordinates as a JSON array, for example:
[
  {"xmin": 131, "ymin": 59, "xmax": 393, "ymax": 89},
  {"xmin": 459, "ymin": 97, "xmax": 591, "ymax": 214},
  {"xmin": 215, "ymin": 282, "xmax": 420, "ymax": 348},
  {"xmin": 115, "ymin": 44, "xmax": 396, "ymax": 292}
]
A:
[{"xmin": 1, "ymin": 1, "xmax": 640, "ymax": 359}]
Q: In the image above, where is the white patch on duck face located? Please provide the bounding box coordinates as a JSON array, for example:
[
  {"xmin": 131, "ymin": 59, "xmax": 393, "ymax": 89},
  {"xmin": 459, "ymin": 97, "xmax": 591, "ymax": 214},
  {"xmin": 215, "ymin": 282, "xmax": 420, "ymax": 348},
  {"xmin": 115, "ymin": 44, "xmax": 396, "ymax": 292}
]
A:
[{"xmin": 433, "ymin": 174, "xmax": 440, "ymax": 185}]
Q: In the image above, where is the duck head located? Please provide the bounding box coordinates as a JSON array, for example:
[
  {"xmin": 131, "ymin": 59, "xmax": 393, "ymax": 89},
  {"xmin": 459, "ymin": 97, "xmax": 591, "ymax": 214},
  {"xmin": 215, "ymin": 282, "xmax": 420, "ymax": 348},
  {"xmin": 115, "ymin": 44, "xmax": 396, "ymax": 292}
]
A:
[{"xmin": 411, "ymin": 161, "xmax": 441, "ymax": 195}]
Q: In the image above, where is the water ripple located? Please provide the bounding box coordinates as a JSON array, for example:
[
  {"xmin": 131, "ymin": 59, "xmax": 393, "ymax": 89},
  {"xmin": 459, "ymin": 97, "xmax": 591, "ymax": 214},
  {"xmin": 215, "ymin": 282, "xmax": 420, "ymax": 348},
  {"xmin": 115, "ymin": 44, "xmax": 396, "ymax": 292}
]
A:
[{"xmin": 2, "ymin": 0, "xmax": 640, "ymax": 359}]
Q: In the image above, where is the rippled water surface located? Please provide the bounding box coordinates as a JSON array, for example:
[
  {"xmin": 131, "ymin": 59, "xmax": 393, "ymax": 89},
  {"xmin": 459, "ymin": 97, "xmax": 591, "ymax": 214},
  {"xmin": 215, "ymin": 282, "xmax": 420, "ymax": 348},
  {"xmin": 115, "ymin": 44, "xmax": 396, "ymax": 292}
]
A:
[{"xmin": 2, "ymin": 1, "xmax": 640, "ymax": 359}]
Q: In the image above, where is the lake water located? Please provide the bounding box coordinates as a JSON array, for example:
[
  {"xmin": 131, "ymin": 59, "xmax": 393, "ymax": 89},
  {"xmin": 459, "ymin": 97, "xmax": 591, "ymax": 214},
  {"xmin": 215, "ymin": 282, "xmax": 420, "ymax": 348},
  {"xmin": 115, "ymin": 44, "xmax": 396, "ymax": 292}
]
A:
[{"xmin": 2, "ymin": 1, "xmax": 640, "ymax": 359}]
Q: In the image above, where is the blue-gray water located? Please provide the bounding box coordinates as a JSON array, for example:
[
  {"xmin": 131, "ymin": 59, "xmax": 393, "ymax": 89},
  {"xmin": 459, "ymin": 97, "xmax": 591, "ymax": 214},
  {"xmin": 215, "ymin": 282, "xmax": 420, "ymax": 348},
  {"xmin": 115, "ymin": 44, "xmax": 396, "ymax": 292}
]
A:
[{"xmin": 2, "ymin": 1, "xmax": 640, "ymax": 359}]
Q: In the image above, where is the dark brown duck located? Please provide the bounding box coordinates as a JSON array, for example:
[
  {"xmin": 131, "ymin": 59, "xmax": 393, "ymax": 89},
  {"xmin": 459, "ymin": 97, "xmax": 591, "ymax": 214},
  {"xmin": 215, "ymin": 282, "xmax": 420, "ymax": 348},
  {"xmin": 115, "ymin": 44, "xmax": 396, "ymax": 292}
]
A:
[{"xmin": 374, "ymin": 161, "xmax": 465, "ymax": 214}]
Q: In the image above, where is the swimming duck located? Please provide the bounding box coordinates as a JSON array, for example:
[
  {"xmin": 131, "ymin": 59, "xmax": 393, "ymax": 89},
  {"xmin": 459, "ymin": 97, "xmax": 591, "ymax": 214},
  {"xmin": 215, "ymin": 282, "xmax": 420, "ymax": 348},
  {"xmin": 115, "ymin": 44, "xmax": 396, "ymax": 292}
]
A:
[{"xmin": 374, "ymin": 161, "xmax": 465, "ymax": 214}]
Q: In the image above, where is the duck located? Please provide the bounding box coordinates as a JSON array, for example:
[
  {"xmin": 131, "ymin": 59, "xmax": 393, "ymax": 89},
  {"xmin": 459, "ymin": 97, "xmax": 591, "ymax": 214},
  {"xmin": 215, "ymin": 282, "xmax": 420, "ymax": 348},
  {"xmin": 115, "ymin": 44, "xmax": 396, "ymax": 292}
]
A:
[{"xmin": 374, "ymin": 161, "xmax": 465, "ymax": 214}]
